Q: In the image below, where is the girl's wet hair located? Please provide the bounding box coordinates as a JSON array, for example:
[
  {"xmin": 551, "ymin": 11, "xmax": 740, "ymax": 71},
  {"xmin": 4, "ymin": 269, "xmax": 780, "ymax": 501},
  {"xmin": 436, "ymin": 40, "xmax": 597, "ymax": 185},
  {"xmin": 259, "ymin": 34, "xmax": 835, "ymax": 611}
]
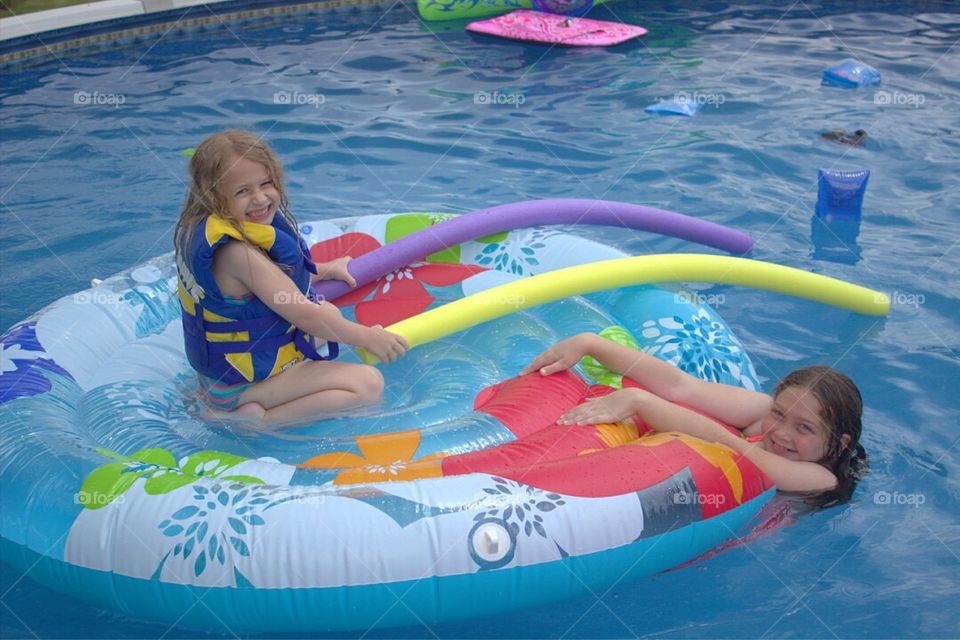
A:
[
  {"xmin": 174, "ymin": 130, "xmax": 301, "ymax": 262},
  {"xmin": 775, "ymin": 365, "xmax": 868, "ymax": 508}
]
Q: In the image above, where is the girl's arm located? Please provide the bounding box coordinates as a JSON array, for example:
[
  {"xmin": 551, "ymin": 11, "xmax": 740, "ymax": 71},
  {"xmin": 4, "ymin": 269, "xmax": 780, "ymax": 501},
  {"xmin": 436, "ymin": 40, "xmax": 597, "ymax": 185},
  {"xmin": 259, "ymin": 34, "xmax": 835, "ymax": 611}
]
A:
[
  {"xmin": 215, "ymin": 242, "xmax": 406, "ymax": 362},
  {"xmin": 563, "ymin": 387, "xmax": 838, "ymax": 493},
  {"xmin": 523, "ymin": 333, "xmax": 771, "ymax": 429}
]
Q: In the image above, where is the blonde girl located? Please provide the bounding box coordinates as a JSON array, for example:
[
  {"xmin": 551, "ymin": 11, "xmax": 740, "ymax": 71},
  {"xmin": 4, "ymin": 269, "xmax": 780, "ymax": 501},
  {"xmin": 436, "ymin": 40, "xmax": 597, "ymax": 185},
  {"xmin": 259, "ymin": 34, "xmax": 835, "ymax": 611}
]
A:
[{"xmin": 175, "ymin": 130, "xmax": 407, "ymax": 424}]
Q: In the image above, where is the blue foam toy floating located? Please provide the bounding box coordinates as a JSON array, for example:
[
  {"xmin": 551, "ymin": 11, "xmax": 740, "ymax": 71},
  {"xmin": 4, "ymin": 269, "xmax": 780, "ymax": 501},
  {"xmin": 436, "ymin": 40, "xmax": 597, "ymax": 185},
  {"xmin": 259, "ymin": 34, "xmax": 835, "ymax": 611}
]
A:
[
  {"xmin": 822, "ymin": 59, "xmax": 881, "ymax": 88},
  {"xmin": 815, "ymin": 168, "xmax": 869, "ymax": 220},
  {"xmin": 644, "ymin": 96, "xmax": 700, "ymax": 117}
]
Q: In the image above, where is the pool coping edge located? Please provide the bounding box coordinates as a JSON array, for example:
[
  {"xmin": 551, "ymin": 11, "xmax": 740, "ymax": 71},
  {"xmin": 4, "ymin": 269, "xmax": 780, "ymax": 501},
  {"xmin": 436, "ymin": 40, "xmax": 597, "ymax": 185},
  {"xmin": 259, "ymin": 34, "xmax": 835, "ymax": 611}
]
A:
[{"xmin": 0, "ymin": 0, "xmax": 402, "ymax": 64}]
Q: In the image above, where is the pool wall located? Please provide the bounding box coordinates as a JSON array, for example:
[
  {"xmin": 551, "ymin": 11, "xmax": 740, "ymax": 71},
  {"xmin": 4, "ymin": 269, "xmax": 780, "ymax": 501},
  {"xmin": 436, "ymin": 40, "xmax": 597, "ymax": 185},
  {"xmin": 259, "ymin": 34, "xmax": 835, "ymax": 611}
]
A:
[{"xmin": 0, "ymin": 0, "xmax": 392, "ymax": 63}]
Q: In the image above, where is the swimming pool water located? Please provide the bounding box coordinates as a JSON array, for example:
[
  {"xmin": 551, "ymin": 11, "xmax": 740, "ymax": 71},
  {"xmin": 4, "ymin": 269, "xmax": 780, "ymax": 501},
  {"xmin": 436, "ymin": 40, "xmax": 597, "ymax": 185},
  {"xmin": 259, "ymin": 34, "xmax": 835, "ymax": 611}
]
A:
[{"xmin": 1, "ymin": 0, "xmax": 958, "ymax": 637}]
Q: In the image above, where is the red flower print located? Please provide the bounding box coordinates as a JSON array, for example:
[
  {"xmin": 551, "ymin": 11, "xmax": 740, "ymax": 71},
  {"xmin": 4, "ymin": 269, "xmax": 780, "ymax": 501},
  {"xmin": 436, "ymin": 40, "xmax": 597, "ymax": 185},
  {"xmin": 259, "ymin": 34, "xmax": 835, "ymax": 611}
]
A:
[{"xmin": 310, "ymin": 233, "xmax": 486, "ymax": 327}]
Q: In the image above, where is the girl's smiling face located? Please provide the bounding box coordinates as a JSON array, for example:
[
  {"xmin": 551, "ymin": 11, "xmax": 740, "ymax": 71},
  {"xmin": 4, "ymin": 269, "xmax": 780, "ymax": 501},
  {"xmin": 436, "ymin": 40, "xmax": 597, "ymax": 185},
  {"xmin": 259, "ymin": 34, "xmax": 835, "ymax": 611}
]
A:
[
  {"xmin": 761, "ymin": 385, "xmax": 843, "ymax": 462},
  {"xmin": 218, "ymin": 156, "xmax": 279, "ymax": 225}
]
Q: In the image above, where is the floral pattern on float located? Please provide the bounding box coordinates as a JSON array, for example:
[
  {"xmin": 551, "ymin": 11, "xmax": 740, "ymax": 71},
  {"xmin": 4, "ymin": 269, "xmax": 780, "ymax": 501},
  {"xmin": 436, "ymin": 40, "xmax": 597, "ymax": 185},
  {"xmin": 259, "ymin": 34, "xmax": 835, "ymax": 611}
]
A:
[
  {"xmin": 601, "ymin": 286, "xmax": 760, "ymax": 391},
  {"xmin": 475, "ymin": 476, "xmax": 566, "ymax": 541},
  {"xmin": 473, "ymin": 228, "xmax": 556, "ymax": 276},
  {"xmin": 640, "ymin": 308, "xmax": 755, "ymax": 388},
  {"xmin": 154, "ymin": 482, "xmax": 283, "ymax": 584},
  {"xmin": 468, "ymin": 477, "xmax": 568, "ymax": 571},
  {"xmin": 121, "ymin": 264, "xmax": 182, "ymax": 339},
  {"xmin": 0, "ymin": 255, "xmax": 185, "ymax": 406},
  {"xmin": 0, "ymin": 321, "xmax": 74, "ymax": 404}
]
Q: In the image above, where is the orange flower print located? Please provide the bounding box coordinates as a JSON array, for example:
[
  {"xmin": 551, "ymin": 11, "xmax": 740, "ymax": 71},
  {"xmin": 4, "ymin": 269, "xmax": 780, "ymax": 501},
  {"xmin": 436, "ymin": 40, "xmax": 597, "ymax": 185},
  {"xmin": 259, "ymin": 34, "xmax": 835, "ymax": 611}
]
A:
[{"xmin": 300, "ymin": 429, "xmax": 449, "ymax": 485}]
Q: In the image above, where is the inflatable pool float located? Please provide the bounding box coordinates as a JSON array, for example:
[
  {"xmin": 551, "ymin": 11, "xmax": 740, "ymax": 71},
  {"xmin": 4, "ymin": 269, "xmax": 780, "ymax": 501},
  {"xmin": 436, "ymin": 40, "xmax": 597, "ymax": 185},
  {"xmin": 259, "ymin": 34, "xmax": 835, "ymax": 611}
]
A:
[
  {"xmin": 0, "ymin": 202, "xmax": 889, "ymax": 632},
  {"xmin": 466, "ymin": 10, "xmax": 647, "ymax": 47}
]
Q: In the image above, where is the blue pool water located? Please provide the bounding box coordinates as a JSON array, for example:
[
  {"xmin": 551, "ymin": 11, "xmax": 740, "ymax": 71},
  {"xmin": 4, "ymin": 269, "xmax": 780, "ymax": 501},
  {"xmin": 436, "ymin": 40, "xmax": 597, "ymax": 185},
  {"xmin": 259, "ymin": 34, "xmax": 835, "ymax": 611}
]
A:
[{"xmin": 1, "ymin": 0, "xmax": 958, "ymax": 637}]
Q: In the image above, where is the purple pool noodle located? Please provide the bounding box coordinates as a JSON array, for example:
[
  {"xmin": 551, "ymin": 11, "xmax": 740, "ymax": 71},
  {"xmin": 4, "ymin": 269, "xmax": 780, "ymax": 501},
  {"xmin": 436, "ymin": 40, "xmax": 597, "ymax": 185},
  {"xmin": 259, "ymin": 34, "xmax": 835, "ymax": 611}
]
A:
[{"xmin": 314, "ymin": 199, "xmax": 754, "ymax": 302}]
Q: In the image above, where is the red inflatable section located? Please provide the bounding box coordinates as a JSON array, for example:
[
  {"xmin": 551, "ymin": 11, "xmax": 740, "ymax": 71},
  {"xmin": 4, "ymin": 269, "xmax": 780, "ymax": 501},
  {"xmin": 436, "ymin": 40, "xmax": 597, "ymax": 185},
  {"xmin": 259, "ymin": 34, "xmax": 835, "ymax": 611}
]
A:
[
  {"xmin": 472, "ymin": 370, "xmax": 589, "ymax": 438},
  {"xmin": 445, "ymin": 371, "xmax": 772, "ymax": 513}
]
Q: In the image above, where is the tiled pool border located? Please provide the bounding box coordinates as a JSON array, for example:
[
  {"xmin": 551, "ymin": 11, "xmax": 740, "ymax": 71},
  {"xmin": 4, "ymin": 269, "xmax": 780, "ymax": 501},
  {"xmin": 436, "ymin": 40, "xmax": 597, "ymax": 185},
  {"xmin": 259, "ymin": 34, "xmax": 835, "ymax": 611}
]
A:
[{"xmin": 0, "ymin": 0, "xmax": 399, "ymax": 64}]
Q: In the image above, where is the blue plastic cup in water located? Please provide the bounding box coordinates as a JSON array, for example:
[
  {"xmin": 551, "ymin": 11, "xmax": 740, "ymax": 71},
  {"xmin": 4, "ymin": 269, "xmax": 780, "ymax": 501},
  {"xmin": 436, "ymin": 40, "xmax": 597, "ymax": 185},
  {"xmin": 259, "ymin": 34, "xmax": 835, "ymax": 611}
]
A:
[
  {"xmin": 815, "ymin": 168, "xmax": 870, "ymax": 220},
  {"xmin": 822, "ymin": 59, "xmax": 881, "ymax": 88}
]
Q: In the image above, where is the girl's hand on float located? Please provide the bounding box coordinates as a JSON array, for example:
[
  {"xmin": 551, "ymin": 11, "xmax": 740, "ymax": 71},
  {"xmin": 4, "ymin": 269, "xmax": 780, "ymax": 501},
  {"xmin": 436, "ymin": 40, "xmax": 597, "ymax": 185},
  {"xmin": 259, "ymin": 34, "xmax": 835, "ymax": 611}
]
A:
[
  {"xmin": 361, "ymin": 324, "xmax": 409, "ymax": 364},
  {"xmin": 557, "ymin": 388, "xmax": 645, "ymax": 425},
  {"xmin": 316, "ymin": 256, "xmax": 356, "ymax": 288},
  {"xmin": 521, "ymin": 334, "xmax": 593, "ymax": 376}
]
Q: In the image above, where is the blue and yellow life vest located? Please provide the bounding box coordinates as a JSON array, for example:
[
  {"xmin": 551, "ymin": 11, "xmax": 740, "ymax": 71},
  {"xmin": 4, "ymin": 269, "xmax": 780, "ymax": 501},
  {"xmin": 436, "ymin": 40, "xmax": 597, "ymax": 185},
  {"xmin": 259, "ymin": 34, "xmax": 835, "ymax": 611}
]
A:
[{"xmin": 176, "ymin": 214, "xmax": 338, "ymax": 386}]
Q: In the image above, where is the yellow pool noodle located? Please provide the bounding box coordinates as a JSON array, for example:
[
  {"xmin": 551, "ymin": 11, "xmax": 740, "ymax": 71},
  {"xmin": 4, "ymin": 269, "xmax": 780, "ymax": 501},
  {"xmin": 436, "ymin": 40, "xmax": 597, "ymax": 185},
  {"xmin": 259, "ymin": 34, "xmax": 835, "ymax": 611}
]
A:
[{"xmin": 359, "ymin": 254, "xmax": 890, "ymax": 364}]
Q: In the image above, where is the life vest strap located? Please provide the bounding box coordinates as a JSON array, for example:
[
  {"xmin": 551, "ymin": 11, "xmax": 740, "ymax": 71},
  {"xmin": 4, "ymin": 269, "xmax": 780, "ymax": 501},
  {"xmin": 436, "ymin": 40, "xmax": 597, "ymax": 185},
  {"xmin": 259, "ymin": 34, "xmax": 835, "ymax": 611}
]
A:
[
  {"xmin": 200, "ymin": 315, "xmax": 290, "ymax": 332},
  {"xmin": 192, "ymin": 317, "xmax": 340, "ymax": 362},
  {"xmin": 295, "ymin": 330, "xmax": 339, "ymax": 361},
  {"xmin": 204, "ymin": 333, "xmax": 296, "ymax": 355}
]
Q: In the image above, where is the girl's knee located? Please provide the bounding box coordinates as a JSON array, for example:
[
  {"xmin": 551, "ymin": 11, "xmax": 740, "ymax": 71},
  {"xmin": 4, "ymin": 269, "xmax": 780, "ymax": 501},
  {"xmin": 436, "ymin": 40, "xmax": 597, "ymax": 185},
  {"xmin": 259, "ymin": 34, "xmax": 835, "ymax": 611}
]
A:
[{"xmin": 355, "ymin": 365, "xmax": 384, "ymax": 404}]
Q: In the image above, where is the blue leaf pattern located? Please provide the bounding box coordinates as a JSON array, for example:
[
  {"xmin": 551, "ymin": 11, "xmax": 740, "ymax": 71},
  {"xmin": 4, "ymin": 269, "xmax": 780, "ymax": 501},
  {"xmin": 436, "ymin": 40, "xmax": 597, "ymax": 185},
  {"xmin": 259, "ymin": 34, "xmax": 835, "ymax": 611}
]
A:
[
  {"xmin": 638, "ymin": 306, "xmax": 759, "ymax": 390},
  {"xmin": 477, "ymin": 477, "xmax": 566, "ymax": 544},
  {"xmin": 172, "ymin": 506, "xmax": 199, "ymax": 520},
  {"xmin": 472, "ymin": 230, "xmax": 554, "ymax": 278},
  {"xmin": 230, "ymin": 537, "xmax": 249, "ymax": 557},
  {"xmin": 155, "ymin": 483, "xmax": 286, "ymax": 584},
  {"xmin": 227, "ymin": 517, "xmax": 246, "ymax": 535}
]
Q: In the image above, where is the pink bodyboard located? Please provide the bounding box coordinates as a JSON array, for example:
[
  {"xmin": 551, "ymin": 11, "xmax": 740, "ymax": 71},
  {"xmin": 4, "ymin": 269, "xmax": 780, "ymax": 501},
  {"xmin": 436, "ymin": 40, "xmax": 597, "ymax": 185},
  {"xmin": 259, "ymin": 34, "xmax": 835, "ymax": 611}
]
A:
[{"xmin": 466, "ymin": 9, "xmax": 647, "ymax": 47}]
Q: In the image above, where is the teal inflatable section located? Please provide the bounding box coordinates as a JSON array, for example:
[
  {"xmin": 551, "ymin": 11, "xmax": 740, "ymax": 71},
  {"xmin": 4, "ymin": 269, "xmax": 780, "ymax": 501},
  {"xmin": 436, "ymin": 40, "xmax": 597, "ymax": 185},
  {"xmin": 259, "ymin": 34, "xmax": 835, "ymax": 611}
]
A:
[{"xmin": 1, "ymin": 489, "xmax": 772, "ymax": 632}]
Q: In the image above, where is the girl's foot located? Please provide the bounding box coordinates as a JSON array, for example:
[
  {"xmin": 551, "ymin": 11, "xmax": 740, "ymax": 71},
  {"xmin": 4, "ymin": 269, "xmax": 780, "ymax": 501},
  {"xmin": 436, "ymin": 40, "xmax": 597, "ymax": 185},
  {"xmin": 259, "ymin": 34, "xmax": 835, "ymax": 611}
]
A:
[
  {"xmin": 234, "ymin": 402, "xmax": 266, "ymax": 420},
  {"xmin": 205, "ymin": 401, "xmax": 266, "ymax": 422}
]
